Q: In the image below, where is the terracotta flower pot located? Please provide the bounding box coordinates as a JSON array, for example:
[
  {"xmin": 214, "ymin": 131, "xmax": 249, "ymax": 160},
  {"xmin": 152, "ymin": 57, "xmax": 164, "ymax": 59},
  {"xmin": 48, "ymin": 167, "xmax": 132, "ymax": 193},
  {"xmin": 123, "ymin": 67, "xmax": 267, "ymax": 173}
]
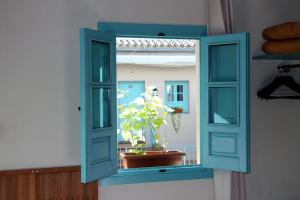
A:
[
  {"xmin": 120, "ymin": 151, "xmax": 186, "ymax": 169},
  {"xmin": 172, "ymin": 107, "xmax": 183, "ymax": 113}
]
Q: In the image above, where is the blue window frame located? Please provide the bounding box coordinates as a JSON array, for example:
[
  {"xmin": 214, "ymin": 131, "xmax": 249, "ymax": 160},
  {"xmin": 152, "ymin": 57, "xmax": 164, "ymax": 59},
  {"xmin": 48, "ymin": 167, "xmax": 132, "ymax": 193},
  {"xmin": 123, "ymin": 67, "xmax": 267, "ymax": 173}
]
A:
[
  {"xmin": 165, "ymin": 81, "xmax": 189, "ymax": 113},
  {"xmin": 80, "ymin": 22, "xmax": 250, "ymax": 185}
]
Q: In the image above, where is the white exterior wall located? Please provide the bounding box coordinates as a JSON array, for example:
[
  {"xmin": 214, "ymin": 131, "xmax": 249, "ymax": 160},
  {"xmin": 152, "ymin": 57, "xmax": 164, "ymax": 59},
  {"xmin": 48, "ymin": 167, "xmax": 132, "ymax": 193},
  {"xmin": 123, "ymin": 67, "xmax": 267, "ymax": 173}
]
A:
[{"xmin": 117, "ymin": 64, "xmax": 197, "ymax": 147}]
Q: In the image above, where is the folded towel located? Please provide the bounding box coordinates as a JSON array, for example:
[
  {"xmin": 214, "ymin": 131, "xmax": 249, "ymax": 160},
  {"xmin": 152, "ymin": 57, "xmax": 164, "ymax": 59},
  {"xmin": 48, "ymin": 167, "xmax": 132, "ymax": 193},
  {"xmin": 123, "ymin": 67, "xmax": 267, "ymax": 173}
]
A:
[
  {"xmin": 263, "ymin": 22, "xmax": 300, "ymax": 40},
  {"xmin": 261, "ymin": 39, "xmax": 300, "ymax": 54}
]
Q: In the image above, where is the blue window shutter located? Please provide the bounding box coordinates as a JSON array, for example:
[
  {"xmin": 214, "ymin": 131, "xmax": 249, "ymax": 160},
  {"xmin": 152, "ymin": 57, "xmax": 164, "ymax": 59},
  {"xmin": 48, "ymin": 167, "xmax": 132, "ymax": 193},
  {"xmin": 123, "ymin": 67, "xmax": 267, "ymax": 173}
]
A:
[
  {"xmin": 200, "ymin": 33, "xmax": 250, "ymax": 172},
  {"xmin": 80, "ymin": 28, "xmax": 117, "ymax": 183}
]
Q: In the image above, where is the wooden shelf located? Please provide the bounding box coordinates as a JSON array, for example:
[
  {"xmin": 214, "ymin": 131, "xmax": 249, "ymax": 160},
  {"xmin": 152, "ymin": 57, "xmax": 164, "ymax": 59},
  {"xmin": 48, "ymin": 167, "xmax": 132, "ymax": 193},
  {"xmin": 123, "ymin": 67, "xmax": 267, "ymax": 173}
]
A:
[{"xmin": 252, "ymin": 52, "xmax": 300, "ymax": 60}]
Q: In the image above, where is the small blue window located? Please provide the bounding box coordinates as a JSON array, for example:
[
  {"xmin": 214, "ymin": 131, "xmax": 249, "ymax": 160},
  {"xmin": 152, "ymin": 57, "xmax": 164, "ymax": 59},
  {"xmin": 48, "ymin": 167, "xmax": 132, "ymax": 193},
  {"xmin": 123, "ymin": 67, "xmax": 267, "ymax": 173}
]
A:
[{"xmin": 165, "ymin": 81, "xmax": 189, "ymax": 113}]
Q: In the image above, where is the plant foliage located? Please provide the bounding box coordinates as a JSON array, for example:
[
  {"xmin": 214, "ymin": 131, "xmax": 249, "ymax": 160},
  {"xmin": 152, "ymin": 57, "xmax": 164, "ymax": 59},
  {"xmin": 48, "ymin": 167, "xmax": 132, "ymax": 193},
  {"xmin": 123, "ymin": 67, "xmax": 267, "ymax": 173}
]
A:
[{"xmin": 118, "ymin": 86, "xmax": 172, "ymax": 150}]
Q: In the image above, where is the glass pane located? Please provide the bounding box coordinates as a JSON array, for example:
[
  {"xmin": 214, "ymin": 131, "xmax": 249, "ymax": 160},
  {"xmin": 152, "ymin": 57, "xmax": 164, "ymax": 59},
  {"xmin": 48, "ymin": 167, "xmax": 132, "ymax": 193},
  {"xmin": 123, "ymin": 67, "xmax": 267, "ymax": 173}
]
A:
[
  {"xmin": 177, "ymin": 85, "xmax": 183, "ymax": 93},
  {"xmin": 166, "ymin": 85, "xmax": 173, "ymax": 94},
  {"xmin": 209, "ymin": 44, "xmax": 237, "ymax": 82},
  {"xmin": 177, "ymin": 94, "xmax": 183, "ymax": 101},
  {"xmin": 92, "ymin": 88, "xmax": 111, "ymax": 128},
  {"xmin": 91, "ymin": 41, "xmax": 110, "ymax": 83},
  {"xmin": 209, "ymin": 87, "xmax": 237, "ymax": 124},
  {"xmin": 168, "ymin": 94, "xmax": 174, "ymax": 101}
]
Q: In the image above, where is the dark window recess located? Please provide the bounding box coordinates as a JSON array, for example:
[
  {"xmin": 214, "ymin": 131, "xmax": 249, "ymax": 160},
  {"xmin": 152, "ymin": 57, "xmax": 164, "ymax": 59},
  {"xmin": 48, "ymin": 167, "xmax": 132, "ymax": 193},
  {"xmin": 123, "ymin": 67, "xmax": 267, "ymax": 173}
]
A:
[
  {"xmin": 159, "ymin": 169, "xmax": 167, "ymax": 173},
  {"xmin": 177, "ymin": 94, "xmax": 183, "ymax": 101},
  {"xmin": 177, "ymin": 85, "xmax": 183, "ymax": 93}
]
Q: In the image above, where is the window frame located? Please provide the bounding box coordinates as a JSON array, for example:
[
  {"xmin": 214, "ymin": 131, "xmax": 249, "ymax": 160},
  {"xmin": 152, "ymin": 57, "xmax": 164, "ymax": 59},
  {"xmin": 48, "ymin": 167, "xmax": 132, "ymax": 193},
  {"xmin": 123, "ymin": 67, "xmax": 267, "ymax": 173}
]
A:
[{"xmin": 97, "ymin": 22, "xmax": 212, "ymax": 186}]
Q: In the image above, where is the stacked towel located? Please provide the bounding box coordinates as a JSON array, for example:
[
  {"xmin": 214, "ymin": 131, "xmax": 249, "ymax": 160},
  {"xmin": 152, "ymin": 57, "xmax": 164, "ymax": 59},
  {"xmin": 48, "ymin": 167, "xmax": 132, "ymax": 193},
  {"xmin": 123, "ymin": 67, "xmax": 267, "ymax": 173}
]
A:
[{"xmin": 262, "ymin": 22, "xmax": 300, "ymax": 54}]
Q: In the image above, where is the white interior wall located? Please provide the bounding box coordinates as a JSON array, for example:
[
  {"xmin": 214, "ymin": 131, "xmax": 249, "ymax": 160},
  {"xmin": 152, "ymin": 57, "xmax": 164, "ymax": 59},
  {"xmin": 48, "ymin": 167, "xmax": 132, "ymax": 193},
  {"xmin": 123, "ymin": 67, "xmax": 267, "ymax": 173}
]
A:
[
  {"xmin": 100, "ymin": 179, "xmax": 214, "ymax": 200},
  {"xmin": 0, "ymin": 0, "xmax": 206, "ymax": 170},
  {"xmin": 0, "ymin": 0, "xmax": 214, "ymax": 200},
  {"xmin": 117, "ymin": 65, "xmax": 197, "ymax": 147},
  {"xmin": 1, "ymin": 0, "xmax": 300, "ymax": 199},
  {"xmin": 233, "ymin": 0, "xmax": 300, "ymax": 200}
]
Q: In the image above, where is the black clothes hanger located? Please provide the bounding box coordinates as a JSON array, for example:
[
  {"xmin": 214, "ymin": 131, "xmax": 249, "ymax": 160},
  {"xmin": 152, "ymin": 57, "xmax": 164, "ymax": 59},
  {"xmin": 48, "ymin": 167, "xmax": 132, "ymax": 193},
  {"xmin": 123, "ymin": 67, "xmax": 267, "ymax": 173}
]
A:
[{"xmin": 257, "ymin": 64, "xmax": 300, "ymax": 100}]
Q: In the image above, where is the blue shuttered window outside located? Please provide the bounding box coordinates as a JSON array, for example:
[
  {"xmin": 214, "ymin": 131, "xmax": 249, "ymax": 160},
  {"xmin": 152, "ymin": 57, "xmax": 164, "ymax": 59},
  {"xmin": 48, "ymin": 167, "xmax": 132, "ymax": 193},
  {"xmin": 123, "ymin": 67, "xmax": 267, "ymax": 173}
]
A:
[{"xmin": 165, "ymin": 81, "xmax": 189, "ymax": 112}]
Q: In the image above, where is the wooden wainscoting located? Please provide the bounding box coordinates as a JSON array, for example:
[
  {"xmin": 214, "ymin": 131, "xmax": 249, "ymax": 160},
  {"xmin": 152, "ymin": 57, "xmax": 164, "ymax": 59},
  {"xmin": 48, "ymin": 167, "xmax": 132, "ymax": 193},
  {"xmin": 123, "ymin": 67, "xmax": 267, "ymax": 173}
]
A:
[{"xmin": 0, "ymin": 166, "xmax": 98, "ymax": 200}]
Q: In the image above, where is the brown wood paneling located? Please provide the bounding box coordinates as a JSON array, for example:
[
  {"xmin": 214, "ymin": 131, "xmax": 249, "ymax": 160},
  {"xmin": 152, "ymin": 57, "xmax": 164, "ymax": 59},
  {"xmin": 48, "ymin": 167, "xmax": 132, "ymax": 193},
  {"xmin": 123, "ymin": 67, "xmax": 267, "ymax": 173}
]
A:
[
  {"xmin": 0, "ymin": 166, "xmax": 98, "ymax": 200},
  {"xmin": 7, "ymin": 175, "xmax": 12, "ymax": 200},
  {"xmin": 29, "ymin": 173, "xmax": 36, "ymax": 200},
  {"xmin": 12, "ymin": 175, "xmax": 17, "ymax": 200},
  {"xmin": 57, "ymin": 173, "xmax": 62, "ymax": 199},
  {"xmin": 18, "ymin": 175, "xmax": 26, "ymax": 200},
  {"xmin": 51, "ymin": 173, "xmax": 57, "ymax": 200},
  {"xmin": 1, "ymin": 176, "xmax": 7, "ymax": 200}
]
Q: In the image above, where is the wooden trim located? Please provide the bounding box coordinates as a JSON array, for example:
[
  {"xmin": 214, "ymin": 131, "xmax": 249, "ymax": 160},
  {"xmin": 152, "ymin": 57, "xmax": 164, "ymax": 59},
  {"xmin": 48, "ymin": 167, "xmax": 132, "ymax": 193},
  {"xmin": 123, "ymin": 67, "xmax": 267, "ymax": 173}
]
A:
[
  {"xmin": 0, "ymin": 166, "xmax": 80, "ymax": 176},
  {"xmin": 0, "ymin": 169, "xmax": 34, "ymax": 176}
]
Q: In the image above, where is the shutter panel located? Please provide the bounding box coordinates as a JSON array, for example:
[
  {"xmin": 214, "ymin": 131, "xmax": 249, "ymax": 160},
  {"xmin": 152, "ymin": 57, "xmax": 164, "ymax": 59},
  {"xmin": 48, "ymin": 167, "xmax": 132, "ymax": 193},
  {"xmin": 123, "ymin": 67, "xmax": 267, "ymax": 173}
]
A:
[
  {"xmin": 200, "ymin": 33, "xmax": 250, "ymax": 172},
  {"xmin": 80, "ymin": 28, "xmax": 117, "ymax": 183}
]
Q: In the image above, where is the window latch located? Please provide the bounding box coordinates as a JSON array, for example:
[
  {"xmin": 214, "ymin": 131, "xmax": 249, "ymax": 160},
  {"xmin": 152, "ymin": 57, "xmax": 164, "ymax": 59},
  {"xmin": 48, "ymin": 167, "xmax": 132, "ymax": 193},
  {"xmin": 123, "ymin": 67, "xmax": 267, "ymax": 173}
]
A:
[{"xmin": 159, "ymin": 169, "xmax": 167, "ymax": 173}]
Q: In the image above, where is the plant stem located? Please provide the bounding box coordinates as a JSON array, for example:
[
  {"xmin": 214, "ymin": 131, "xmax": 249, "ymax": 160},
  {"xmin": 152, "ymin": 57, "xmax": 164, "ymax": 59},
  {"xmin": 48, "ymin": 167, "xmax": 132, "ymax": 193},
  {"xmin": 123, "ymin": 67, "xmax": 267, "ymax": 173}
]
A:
[{"xmin": 130, "ymin": 130, "xmax": 135, "ymax": 146}]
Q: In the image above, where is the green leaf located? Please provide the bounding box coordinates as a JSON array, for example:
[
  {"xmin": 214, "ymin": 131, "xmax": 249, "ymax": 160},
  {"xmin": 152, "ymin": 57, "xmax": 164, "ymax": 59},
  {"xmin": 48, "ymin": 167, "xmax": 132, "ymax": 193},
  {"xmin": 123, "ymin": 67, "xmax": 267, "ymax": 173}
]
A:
[{"xmin": 118, "ymin": 85, "xmax": 174, "ymax": 148}]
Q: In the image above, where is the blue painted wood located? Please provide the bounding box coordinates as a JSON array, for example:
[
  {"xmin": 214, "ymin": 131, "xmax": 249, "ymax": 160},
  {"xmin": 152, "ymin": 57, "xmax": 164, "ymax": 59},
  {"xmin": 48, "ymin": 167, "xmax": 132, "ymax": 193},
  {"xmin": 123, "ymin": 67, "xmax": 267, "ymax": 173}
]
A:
[
  {"xmin": 200, "ymin": 33, "xmax": 250, "ymax": 172},
  {"xmin": 117, "ymin": 81, "xmax": 145, "ymax": 141},
  {"xmin": 118, "ymin": 81, "xmax": 145, "ymax": 105},
  {"xmin": 80, "ymin": 28, "xmax": 117, "ymax": 183},
  {"xmin": 100, "ymin": 165, "xmax": 213, "ymax": 186},
  {"xmin": 97, "ymin": 22, "xmax": 207, "ymax": 39},
  {"xmin": 210, "ymin": 44, "xmax": 238, "ymax": 82},
  {"xmin": 165, "ymin": 81, "xmax": 189, "ymax": 113},
  {"xmin": 209, "ymin": 87, "xmax": 237, "ymax": 124}
]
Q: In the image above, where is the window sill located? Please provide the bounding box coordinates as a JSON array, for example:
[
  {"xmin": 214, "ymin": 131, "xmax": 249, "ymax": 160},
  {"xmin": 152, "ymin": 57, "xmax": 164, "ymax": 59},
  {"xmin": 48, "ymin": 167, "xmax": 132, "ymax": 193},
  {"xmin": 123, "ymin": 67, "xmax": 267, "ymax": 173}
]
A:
[{"xmin": 100, "ymin": 165, "xmax": 213, "ymax": 186}]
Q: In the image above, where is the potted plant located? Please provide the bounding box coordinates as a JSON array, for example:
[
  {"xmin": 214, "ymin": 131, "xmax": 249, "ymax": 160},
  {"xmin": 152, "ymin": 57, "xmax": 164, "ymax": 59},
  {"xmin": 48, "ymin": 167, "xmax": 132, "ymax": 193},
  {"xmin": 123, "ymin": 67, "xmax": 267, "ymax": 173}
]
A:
[
  {"xmin": 172, "ymin": 107, "xmax": 183, "ymax": 113},
  {"xmin": 118, "ymin": 86, "xmax": 185, "ymax": 168}
]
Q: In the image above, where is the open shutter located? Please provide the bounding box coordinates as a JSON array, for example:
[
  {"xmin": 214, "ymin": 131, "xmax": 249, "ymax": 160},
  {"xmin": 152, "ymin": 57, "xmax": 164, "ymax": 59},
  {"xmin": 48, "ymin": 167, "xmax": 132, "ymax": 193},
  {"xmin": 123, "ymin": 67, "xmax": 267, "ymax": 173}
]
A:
[
  {"xmin": 80, "ymin": 28, "xmax": 117, "ymax": 183},
  {"xmin": 200, "ymin": 33, "xmax": 250, "ymax": 172}
]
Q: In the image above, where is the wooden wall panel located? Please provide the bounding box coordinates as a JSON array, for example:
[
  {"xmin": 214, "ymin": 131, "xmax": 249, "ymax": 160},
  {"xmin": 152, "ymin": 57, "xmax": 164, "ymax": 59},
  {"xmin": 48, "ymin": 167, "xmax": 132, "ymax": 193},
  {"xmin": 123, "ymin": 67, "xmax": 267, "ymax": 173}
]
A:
[{"xmin": 0, "ymin": 166, "xmax": 98, "ymax": 200}]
